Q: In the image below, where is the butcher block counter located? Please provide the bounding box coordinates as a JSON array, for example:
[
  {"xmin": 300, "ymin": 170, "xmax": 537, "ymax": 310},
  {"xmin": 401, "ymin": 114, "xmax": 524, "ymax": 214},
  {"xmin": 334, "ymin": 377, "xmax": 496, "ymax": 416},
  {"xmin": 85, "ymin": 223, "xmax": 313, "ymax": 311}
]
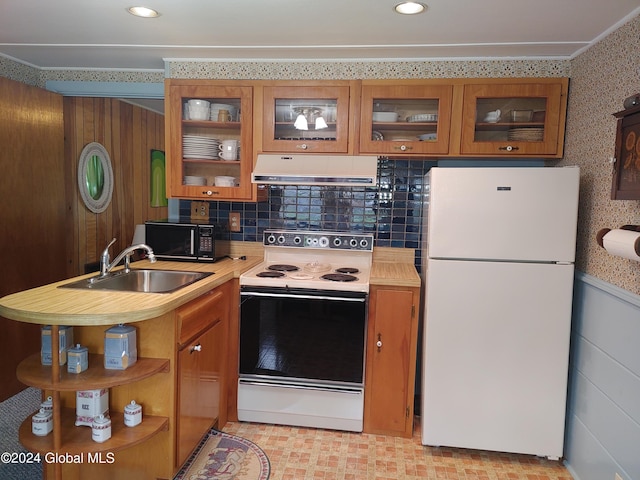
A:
[
  {"xmin": 370, "ymin": 246, "xmax": 421, "ymax": 287},
  {"xmin": 0, "ymin": 245, "xmax": 419, "ymax": 326},
  {"xmin": 0, "ymin": 256, "xmax": 261, "ymax": 325}
]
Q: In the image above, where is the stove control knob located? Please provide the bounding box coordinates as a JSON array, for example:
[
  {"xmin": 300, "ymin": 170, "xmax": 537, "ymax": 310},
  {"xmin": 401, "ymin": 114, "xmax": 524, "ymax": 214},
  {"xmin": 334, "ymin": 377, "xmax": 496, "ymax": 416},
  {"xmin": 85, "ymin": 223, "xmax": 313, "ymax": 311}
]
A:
[
  {"xmin": 267, "ymin": 234, "xmax": 276, "ymax": 244},
  {"xmin": 360, "ymin": 239, "xmax": 369, "ymax": 248},
  {"xmin": 333, "ymin": 237, "xmax": 342, "ymax": 247},
  {"xmin": 277, "ymin": 235, "xmax": 286, "ymax": 244},
  {"xmin": 349, "ymin": 238, "xmax": 358, "ymax": 247},
  {"xmin": 319, "ymin": 236, "xmax": 329, "ymax": 248},
  {"xmin": 293, "ymin": 236, "xmax": 302, "ymax": 245}
]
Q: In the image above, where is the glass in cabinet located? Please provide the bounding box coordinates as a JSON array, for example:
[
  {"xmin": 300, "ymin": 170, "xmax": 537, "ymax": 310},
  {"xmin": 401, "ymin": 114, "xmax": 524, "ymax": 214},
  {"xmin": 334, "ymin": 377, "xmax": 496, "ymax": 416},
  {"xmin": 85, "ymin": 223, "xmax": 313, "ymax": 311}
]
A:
[
  {"xmin": 166, "ymin": 82, "xmax": 254, "ymax": 200},
  {"xmin": 459, "ymin": 81, "xmax": 568, "ymax": 157},
  {"xmin": 360, "ymin": 84, "xmax": 453, "ymax": 155},
  {"xmin": 262, "ymin": 84, "xmax": 352, "ymax": 153}
]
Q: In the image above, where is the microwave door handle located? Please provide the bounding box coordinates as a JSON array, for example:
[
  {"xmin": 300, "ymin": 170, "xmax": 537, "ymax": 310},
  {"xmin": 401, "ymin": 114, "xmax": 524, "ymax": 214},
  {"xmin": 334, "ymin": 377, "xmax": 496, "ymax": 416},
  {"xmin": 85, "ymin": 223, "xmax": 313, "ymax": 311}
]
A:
[{"xmin": 190, "ymin": 229, "xmax": 195, "ymax": 255}]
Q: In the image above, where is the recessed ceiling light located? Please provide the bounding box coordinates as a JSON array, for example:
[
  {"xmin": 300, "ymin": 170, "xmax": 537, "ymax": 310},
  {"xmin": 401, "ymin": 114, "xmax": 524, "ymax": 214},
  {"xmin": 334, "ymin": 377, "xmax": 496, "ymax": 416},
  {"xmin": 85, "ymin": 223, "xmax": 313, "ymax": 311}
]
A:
[
  {"xmin": 394, "ymin": 2, "xmax": 427, "ymax": 15},
  {"xmin": 127, "ymin": 6, "xmax": 160, "ymax": 18}
]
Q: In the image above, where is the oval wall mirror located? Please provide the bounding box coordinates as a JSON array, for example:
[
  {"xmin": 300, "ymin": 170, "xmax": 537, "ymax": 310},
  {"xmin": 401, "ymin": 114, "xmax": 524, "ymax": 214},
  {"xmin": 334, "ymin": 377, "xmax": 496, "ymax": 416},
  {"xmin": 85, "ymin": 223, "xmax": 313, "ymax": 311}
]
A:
[{"xmin": 78, "ymin": 142, "xmax": 114, "ymax": 213}]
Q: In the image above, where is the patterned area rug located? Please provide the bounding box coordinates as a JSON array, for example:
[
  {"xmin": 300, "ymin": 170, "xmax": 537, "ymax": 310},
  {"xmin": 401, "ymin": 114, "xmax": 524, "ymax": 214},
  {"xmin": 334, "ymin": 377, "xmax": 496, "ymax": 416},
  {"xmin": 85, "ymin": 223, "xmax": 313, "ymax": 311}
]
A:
[{"xmin": 174, "ymin": 430, "xmax": 270, "ymax": 480}]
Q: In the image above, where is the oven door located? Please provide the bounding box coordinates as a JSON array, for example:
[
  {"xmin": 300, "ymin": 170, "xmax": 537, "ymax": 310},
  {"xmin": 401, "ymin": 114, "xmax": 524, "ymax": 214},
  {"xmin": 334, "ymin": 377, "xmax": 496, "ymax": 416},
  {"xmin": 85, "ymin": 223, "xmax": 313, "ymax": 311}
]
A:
[{"xmin": 238, "ymin": 286, "xmax": 368, "ymax": 431}]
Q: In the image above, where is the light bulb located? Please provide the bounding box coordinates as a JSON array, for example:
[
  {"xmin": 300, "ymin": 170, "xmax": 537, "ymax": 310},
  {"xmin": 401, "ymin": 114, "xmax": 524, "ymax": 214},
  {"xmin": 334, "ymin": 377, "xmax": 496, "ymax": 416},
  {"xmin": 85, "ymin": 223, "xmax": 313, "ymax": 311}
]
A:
[
  {"xmin": 294, "ymin": 114, "xmax": 308, "ymax": 130},
  {"xmin": 315, "ymin": 116, "xmax": 328, "ymax": 130}
]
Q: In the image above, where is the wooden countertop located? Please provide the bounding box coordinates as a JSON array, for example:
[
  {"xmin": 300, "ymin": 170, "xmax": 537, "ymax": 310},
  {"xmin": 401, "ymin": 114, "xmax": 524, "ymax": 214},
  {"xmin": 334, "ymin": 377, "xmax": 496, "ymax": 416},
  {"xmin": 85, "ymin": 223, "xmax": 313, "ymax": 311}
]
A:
[
  {"xmin": 371, "ymin": 246, "xmax": 421, "ymax": 288},
  {"xmin": 0, "ymin": 245, "xmax": 421, "ymax": 326},
  {"xmin": 0, "ymin": 257, "xmax": 261, "ymax": 326},
  {"xmin": 370, "ymin": 262, "xmax": 421, "ymax": 288}
]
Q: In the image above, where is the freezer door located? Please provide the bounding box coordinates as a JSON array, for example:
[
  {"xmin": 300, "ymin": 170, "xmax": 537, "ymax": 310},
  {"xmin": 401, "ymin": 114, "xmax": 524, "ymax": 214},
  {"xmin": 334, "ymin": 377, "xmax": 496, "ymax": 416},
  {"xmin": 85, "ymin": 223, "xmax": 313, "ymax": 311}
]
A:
[
  {"xmin": 421, "ymin": 259, "xmax": 574, "ymax": 457},
  {"xmin": 427, "ymin": 167, "xmax": 579, "ymax": 262}
]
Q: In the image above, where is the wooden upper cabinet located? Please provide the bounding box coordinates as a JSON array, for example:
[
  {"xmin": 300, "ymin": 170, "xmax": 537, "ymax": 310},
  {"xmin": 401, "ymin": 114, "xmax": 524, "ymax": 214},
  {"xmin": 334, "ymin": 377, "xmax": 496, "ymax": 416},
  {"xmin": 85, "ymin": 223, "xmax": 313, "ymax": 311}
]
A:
[
  {"xmin": 261, "ymin": 83, "xmax": 355, "ymax": 154},
  {"xmin": 165, "ymin": 80, "xmax": 259, "ymax": 201},
  {"xmin": 457, "ymin": 79, "xmax": 568, "ymax": 157},
  {"xmin": 359, "ymin": 83, "xmax": 453, "ymax": 156}
]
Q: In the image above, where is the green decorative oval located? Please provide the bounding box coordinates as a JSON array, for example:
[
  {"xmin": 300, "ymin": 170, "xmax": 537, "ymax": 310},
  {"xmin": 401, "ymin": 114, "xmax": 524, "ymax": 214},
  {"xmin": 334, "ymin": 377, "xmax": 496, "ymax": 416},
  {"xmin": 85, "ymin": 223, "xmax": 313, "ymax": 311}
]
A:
[
  {"xmin": 86, "ymin": 154, "xmax": 105, "ymax": 200},
  {"xmin": 78, "ymin": 142, "xmax": 113, "ymax": 213}
]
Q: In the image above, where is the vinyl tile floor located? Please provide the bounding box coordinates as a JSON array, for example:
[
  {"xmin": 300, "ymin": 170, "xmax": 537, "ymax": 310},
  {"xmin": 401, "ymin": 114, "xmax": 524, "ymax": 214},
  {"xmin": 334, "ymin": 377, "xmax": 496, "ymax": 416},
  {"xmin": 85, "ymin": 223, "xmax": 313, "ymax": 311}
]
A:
[{"xmin": 222, "ymin": 418, "xmax": 573, "ymax": 480}]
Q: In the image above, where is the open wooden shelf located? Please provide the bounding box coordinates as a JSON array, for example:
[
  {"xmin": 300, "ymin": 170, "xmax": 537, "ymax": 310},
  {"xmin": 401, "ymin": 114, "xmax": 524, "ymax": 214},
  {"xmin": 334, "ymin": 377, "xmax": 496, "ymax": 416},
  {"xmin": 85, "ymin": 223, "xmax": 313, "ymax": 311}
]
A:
[
  {"xmin": 19, "ymin": 408, "xmax": 169, "ymax": 454},
  {"xmin": 17, "ymin": 354, "xmax": 169, "ymax": 391}
]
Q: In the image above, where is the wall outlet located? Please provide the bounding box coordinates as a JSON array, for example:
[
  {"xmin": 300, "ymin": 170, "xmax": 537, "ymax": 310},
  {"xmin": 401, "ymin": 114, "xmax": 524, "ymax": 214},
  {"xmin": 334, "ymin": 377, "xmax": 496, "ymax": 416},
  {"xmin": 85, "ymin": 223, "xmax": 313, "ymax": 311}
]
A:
[
  {"xmin": 190, "ymin": 201, "xmax": 209, "ymax": 220},
  {"xmin": 229, "ymin": 212, "xmax": 241, "ymax": 232},
  {"xmin": 615, "ymin": 474, "xmax": 623, "ymax": 480}
]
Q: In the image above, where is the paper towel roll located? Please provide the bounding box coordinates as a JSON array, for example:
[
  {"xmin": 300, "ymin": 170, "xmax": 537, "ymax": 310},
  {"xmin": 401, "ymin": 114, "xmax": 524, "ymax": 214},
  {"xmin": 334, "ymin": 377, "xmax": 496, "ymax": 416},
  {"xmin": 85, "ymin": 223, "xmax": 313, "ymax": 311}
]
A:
[
  {"xmin": 602, "ymin": 228, "xmax": 640, "ymax": 261},
  {"xmin": 131, "ymin": 224, "xmax": 146, "ymax": 246}
]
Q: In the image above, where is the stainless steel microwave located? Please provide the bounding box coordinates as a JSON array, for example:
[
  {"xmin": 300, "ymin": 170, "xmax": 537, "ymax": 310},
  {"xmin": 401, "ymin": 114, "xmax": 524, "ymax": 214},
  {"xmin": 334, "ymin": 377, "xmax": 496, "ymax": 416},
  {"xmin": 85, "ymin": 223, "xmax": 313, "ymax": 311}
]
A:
[{"xmin": 144, "ymin": 220, "xmax": 229, "ymax": 262}]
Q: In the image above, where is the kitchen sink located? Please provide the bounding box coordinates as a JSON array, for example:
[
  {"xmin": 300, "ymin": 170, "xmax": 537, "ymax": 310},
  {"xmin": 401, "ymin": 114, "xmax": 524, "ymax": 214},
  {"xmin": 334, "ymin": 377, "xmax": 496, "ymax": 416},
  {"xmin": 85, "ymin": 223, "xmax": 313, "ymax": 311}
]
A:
[{"xmin": 60, "ymin": 269, "xmax": 213, "ymax": 294}]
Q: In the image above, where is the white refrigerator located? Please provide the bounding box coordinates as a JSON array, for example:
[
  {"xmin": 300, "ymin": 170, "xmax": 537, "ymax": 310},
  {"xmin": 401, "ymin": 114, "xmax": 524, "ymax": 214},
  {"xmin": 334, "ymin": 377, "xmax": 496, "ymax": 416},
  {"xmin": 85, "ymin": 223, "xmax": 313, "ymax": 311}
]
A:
[{"xmin": 420, "ymin": 166, "xmax": 580, "ymax": 459}]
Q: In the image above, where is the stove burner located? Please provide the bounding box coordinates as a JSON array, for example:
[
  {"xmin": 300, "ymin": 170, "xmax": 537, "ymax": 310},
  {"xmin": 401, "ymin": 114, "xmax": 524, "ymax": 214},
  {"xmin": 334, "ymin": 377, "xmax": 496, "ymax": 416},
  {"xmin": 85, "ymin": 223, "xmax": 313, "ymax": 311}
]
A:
[
  {"xmin": 268, "ymin": 264, "xmax": 299, "ymax": 272},
  {"xmin": 321, "ymin": 273, "xmax": 358, "ymax": 282},
  {"xmin": 335, "ymin": 267, "xmax": 360, "ymax": 274},
  {"xmin": 256, "ymin": 271, "xmax": 286, "ymax": 278}
]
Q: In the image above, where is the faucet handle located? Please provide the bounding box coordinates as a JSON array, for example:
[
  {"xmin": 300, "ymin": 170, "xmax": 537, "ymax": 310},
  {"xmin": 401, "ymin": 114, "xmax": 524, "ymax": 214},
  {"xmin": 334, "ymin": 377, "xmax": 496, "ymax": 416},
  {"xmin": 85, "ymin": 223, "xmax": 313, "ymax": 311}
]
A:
[
  {"xmin": 100, "ymin": 238, "xmax": 117, "ymax": 275},
  {"xmin": 101, "ymin": 238, "xmax": 116, "ymax": 258}
]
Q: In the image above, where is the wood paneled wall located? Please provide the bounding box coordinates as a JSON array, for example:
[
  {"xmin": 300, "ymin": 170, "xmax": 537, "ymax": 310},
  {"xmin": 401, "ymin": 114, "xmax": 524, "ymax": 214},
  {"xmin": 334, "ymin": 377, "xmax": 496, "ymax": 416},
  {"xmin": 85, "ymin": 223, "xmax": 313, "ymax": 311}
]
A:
[
  {"xmin": 0, "ymin": 86, "xmax": 166, "ymax": 400},
  {"xmin": 0, "ymin": 77, "xmax": 67, "ymax": 400},
  {"xmin": 63, "ymin": 97, "xmax": 166, "ymax": 277}
]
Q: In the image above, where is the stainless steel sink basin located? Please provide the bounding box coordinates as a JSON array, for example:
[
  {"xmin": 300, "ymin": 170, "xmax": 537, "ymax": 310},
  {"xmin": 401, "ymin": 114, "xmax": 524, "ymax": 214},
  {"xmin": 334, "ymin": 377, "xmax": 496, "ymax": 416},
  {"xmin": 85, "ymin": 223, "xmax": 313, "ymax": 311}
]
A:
[{"xmin": 60, "ymin": 269, "xmax": 213, "ymax": 293}]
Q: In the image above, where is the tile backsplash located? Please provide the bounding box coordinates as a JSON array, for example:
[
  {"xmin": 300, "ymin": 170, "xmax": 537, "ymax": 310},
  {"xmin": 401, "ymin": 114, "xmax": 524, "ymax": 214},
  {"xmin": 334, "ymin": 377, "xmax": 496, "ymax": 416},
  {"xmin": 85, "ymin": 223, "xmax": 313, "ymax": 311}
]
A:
[{"xmin": 179, "ymin": 158, "xmax": 436, "ymax": 271}]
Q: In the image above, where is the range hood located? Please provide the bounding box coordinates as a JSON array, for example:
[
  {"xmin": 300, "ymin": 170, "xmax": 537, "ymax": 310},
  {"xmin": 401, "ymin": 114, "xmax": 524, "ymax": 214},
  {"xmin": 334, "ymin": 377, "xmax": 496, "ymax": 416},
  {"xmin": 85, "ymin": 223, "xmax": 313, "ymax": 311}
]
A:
[{"xmin": 252, "ymin": 154, "xmax": 378, "ymax": 186}]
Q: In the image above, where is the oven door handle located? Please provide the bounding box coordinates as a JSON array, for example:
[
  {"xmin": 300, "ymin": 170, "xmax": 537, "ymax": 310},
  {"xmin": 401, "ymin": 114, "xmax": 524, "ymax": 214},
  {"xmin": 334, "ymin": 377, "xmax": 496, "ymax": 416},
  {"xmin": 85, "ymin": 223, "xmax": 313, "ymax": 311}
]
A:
[
  {"xmin": 239, "ymin": 378, "xmax": 363, "ymax": 394},
  {"xmin": 240, "ymin": 291, "xmax": 366, "ymax": 302}
]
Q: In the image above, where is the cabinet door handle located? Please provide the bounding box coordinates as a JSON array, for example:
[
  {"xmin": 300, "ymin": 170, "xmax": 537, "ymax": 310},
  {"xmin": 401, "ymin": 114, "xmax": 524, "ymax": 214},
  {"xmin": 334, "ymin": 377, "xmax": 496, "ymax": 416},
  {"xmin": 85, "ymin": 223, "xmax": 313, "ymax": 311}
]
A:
[
  {"xmin": 190, "ymin": 343, "xmax": 202, "ymax": 354},
  {"xmin": 394, "ymin": 144, "xmax": 413, "ymax": 151},
  {"xmin": 376, "ymin": 333, "xmax": 382, "ymax": 351},
  {"xmin": 296, "ymin": 143, "xmax": 309, "ymax": 150},
  {"xmin": 498, "ymin": 145, "xmax": 520, "ymax": 152}
]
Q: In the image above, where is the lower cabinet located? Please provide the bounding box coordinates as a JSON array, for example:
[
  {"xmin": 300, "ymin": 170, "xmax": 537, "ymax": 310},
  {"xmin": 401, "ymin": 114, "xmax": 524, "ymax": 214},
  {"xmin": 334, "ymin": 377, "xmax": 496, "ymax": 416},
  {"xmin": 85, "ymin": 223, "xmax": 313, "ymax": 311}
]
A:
[
  {"xmin": 364, "ymin": 285, "xmax": 419, "ymax": 438},
  {"xmin": 175, "ymin": 284, "xmax": 229, "ymax": 467},
  {"xmin": 176, "ymin": 320, "xmax": 224, "ymax": 466}
]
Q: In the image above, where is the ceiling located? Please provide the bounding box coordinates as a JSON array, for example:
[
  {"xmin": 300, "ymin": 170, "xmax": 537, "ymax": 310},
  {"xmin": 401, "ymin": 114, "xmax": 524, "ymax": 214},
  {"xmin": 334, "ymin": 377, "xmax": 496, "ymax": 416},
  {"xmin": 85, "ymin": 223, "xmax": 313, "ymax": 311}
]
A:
[{"xmin": 1, "ymin": 0, "xmax": 640, "ymax": 71}]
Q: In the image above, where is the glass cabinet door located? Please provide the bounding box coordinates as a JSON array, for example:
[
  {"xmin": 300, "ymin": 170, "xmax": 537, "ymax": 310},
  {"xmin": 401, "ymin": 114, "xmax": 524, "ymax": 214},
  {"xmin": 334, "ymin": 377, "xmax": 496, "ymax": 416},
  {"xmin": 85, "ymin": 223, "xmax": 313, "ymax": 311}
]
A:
[
  {"xmin": 167, "ymin": 84, "xmax": 253, "ymax": 200},
  {"xmin": 359, "ymin": 84, "xmax": 453, "ymax": 156},
  {"xmin": 262, "ymin": 85, "xmax": 352, "ymax": 153},
  {"xmin": 460, "ymin": 82, "xmax": 566, "ymax": 156}
]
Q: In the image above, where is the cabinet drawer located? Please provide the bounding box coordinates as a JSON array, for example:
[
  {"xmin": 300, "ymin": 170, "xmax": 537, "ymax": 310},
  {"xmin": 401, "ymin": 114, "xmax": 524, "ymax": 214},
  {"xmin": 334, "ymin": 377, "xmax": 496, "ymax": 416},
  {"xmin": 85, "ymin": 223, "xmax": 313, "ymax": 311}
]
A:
[{"xmin": 177, "ymin": 288, "xmax": 226, "ymax": 346}]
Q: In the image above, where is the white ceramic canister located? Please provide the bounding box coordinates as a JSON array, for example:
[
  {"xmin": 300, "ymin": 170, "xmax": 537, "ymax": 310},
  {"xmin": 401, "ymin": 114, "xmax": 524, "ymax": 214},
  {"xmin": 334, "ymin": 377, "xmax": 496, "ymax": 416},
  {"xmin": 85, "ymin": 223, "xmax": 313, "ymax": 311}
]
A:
[
  {"xmin": 91, "ymin": 414, "xmax": 112, "ymax": 443},
  {"xmin": 124, "ymin": 400, "xmax": 142, "ymax": 427},
  {"xmin": 32, "ymin": 408, "xmax": 53, "ymax": 436},
  {"xmin": 40, "ymin": 395, "xmax": 53, "ymax": 414}
]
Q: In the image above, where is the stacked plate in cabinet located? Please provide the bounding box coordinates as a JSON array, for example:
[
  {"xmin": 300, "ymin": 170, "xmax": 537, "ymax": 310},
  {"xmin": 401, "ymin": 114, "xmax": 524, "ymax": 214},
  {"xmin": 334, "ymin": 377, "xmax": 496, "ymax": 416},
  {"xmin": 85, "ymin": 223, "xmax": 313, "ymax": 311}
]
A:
[
  {"xmin": 183, "ymin": 175, "xmax": 207, "ymax": 186},
  {"xmin": 508, "ymin": 128, "xmax": 544, "ymax": 141},
  {"xmin": 183, "ymin": 134, "xmax": 221, "ymax": 159}
]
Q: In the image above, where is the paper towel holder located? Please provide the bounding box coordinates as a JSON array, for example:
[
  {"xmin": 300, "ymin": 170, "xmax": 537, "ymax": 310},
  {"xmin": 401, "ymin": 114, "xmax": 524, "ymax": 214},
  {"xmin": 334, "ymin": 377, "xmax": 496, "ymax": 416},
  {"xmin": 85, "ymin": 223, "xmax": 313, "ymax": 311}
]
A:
[{"xmin": 596, "ymin": 224, "xmax": 640, "ymax": 248}]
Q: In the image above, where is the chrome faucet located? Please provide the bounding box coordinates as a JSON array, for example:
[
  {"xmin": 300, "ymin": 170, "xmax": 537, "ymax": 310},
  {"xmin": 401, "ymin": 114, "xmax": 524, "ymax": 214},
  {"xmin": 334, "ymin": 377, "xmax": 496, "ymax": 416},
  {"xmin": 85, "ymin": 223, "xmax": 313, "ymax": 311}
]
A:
[{"xmin": 99, "ymin": 238, "xmax": 157, "ymax": 276}]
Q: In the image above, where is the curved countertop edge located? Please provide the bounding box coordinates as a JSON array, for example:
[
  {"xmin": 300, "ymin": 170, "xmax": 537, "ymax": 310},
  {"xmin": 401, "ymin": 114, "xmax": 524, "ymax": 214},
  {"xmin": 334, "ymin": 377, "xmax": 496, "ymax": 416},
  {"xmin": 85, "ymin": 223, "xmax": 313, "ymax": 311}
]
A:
[
  {"xmin": 0, "ymin": 257, "xmax": 262, "ymax": 326},
  {"xmin": 0, "ymin": 254, "xmax": 421, "ymax": 326}
]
